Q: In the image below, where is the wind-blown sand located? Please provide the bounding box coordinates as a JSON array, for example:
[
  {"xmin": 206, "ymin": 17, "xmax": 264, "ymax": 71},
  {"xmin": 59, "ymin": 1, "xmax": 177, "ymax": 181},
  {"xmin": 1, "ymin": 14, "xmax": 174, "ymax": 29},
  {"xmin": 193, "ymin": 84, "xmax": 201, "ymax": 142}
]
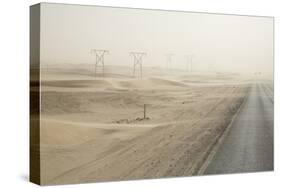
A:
[{"xmin": 39, "ymin": 64, "xmax": 250, "ymax": 185}]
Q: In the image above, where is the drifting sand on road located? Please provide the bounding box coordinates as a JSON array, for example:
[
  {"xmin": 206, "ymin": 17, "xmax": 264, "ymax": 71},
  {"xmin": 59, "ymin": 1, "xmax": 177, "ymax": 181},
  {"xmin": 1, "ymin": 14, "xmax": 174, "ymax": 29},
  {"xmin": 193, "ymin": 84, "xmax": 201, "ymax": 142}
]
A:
[{"xmin": 39, "ymin": 65, "xmax": 250, "ymax": 185}]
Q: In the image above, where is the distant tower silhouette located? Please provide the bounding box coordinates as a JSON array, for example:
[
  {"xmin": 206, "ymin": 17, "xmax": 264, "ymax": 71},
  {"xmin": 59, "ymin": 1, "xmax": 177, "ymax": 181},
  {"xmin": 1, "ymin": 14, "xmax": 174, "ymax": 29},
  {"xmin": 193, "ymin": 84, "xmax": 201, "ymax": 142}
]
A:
[
  {"xmin": 130, "ymin": 52, "xmax": 146, "ymax": 78},
  {"xmin": 185, "ymin": 54, "xmax": 194, "ymax": 72},
  {"xmin": 91, "ymin": 49, "xmax": 109, "ymax": 77},
  {"xmin": 165, "ymin": 53, "xmax": 173, "ymax": 71}
]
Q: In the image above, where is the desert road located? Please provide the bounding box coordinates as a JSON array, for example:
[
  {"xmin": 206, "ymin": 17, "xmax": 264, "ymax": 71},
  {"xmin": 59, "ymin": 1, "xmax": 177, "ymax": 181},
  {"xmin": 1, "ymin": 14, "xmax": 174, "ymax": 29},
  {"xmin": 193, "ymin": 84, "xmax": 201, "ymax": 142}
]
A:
[{"xmin": 204, "ymin": 82, "xmax": 274, "ymax": 175}]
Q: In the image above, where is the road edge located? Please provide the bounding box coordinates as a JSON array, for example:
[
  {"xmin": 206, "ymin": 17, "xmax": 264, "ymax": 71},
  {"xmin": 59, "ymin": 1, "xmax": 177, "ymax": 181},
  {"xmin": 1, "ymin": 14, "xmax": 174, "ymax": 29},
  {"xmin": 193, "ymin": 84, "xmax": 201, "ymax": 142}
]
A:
[{"xmin": 196, "ymin": 87, "xmax": 250, "ymax": 175}]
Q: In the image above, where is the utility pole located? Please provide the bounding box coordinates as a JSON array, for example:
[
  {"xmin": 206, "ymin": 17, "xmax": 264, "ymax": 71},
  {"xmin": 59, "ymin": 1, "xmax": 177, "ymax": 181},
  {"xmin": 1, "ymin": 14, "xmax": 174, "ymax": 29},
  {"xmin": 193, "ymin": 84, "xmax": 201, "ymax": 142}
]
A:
[
  {"xmin": 130, "ymin": 52, "xmax": 146, "ymax": 78},
  {"xmin": 91, "ymin": 49, "xmax": 109, "ymax": 77},
  {"xmin": 144, "ymin": 104, "xmax": 146, "ymax": 119}
]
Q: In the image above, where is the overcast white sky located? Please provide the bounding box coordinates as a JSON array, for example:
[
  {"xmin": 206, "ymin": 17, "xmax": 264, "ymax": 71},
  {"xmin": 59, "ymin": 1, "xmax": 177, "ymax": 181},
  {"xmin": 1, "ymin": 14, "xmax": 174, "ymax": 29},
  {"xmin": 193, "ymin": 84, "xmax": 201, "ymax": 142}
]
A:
[{"xmin": 40, "ymin": 3, "xmax": 274, "ymax": 76}]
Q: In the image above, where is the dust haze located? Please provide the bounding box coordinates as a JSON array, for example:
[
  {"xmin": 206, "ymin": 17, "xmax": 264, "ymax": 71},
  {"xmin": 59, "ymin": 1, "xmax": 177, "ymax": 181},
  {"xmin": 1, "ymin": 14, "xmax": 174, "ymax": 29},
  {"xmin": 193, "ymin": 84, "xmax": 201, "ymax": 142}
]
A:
[
  {"xmin": 34, "ymin": 3, "xmax": 274, "ymax": 185},
  {"xmin": 40, "ymin": 3, "xmax": 273, "ymax": 79}
]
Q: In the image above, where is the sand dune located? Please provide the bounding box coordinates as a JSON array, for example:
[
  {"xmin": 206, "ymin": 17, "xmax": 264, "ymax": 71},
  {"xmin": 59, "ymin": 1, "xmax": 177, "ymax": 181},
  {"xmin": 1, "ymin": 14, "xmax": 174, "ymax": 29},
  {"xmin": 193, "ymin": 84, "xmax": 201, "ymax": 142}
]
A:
[
  {"xmin": 41, "ymin": 78, "xmax": 189, "ymax": 94},
  {"xmin": 41, "ymin": 119, "xmax": 151, "ymax": 146},
  {"xmin": 42, "ymin": 79, "xmax": 113, "ymax": 89},
  {"xmin": 39, "ymin": 65, "xmax": 250, "ymax": 185},
  {"xmin": 116, "ymin": 78, "xmax": 188, "ymax": 89}
]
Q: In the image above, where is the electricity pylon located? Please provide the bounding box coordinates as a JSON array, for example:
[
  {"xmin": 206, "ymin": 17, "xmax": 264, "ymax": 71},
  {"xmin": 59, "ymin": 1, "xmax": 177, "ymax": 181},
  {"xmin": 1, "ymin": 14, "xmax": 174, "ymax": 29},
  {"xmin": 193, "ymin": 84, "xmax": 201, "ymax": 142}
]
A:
[
  {"xmin": 130, "ymin": 52, "xmax": 146, "ymax": 78},
  {"xmin": 165, "ymin": 53, "xmax": 173, "ymax": 71},
  {"xmin": 185, "ymin": 54, "xmax": 194, "ymax": 72},
  {"xmin": 91, "ymin": 49, "xmax": 109, "ymax": 77}
]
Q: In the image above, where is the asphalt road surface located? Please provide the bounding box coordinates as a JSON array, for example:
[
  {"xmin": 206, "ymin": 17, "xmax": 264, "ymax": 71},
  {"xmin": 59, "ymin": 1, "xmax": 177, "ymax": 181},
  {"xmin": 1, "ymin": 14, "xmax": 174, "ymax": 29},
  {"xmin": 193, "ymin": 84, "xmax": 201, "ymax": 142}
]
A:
[{"xmin": 204, "ymin": 82, "xmax": 274, "ymax": 175}]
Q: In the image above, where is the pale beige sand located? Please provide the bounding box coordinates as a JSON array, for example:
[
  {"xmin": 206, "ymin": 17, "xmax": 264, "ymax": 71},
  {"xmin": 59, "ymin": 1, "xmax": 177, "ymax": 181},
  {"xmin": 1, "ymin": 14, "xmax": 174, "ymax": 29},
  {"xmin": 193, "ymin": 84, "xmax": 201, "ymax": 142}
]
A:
[{"xmin": 40, "ymin": 64, "xmax": 250, "ymax": 185}]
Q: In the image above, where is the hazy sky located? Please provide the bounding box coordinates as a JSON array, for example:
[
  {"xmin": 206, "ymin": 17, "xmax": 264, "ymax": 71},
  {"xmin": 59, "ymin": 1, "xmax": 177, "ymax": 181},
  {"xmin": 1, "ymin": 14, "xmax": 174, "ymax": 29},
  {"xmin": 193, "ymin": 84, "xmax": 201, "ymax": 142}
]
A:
[{"xmin": 40, "ymin": 3, "xmax": 274, "ymax": 76}]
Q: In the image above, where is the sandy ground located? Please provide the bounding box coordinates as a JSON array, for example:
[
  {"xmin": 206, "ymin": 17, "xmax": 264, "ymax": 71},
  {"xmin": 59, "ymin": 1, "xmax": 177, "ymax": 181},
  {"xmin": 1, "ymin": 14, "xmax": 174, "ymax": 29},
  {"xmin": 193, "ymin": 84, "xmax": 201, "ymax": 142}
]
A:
[{"xmin": 39, "ymin": 64, "xmax": 250, "ymax": 185}]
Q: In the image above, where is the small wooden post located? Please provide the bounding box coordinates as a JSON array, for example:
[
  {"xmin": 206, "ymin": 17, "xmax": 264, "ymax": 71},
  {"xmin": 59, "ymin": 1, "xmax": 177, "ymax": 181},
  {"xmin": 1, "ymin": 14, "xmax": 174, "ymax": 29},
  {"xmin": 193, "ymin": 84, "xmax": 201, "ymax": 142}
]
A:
[{"xmin": 144, "ymin": 104, "xmax": 146, "ymax": 119}]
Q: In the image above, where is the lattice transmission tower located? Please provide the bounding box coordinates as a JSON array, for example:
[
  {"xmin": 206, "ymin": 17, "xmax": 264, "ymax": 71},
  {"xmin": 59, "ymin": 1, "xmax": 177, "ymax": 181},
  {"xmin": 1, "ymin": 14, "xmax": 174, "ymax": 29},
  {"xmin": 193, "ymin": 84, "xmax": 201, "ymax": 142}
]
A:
[
  {"xmin": 185, "ymin": 54, "xmax": 194, "ymax": 72},
  {"xmin": 90, "ymin": 49, "xmax": 109, "ymax": 77},
  {"xmin": 130, "ymin": 52, "xmax": 146, "ymax": 78},
  {"xmin": 165, "ymin": 53, "xmax": 173, "ymax": 71}
]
